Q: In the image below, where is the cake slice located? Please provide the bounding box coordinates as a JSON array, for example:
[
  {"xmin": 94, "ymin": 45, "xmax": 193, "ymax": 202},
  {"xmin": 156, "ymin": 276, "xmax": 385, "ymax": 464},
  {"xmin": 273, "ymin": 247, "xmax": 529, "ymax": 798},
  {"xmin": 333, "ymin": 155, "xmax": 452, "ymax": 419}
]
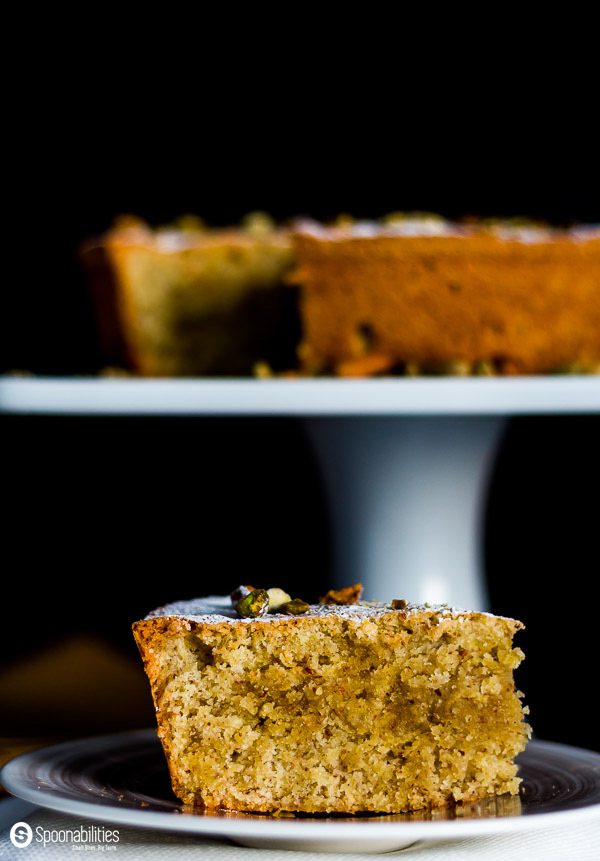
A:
[
  {"xmin": 291, "ymin": 217, "xmax": 600, "ymax": 375},
  {"xmin": 133, "ymin": 593, "xmax": 529, "ymax": 813},
  {"xmin": 82, "ymin": 215, "xmax": 298, "ymax": 376}
]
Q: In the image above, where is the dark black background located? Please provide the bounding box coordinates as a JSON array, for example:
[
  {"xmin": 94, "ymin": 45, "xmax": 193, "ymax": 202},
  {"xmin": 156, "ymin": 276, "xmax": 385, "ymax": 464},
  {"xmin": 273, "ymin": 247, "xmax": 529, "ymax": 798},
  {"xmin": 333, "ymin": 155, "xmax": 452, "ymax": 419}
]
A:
[{"xmin": 3, "ymin": 46, "xmax": 599, "ymax": 751}]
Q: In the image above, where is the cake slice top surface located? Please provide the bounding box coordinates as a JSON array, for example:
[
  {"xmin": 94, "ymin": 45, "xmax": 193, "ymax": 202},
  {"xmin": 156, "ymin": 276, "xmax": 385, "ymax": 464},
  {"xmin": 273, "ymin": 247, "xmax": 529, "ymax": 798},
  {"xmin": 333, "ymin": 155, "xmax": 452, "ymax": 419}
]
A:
[
  {"xmin": 88, "ymin": 213, "xmax": 291, "ymax": 255},
  {"xmin": 143, "ymin": 594, "xmax": 521, "ymax": 627},
  {"xmin": 293, "ymin": 215, "xmax": 600, "ymax": 244}
]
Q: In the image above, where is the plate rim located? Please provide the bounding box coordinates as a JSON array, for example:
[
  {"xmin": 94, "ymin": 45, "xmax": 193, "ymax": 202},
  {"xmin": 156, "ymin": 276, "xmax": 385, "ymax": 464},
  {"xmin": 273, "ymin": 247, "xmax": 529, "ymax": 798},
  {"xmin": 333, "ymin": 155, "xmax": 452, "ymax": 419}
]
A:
[{"xmin": 2, "ymin": 730, "xmax": 600, "ymax": 841}]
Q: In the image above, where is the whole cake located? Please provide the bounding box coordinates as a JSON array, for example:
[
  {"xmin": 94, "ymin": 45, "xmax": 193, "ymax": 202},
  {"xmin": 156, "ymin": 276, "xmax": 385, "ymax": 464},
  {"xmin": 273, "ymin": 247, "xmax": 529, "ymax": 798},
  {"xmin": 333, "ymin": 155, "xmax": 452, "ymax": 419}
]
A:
[
  {"xmin": 84, "ymin": 213, "xmax": 599, "ymax": 377},
  {"xmin": 292, "ymin": 217, "xmax": 600, "ymax": 376},
  {"xmin": 82, "ymin": 214, "xmax": 298, "ymax": 376},
  {"xmin": 133, "ymin": 588, "xmax": 529, "ymax": 813}
]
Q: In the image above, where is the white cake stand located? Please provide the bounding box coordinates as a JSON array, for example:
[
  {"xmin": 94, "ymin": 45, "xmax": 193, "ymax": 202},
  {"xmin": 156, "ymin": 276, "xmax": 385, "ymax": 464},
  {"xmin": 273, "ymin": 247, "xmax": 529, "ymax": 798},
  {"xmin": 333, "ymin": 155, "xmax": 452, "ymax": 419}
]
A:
[{"xmin": 2, "ymin": 377, "xmax": 599, "ymax": 609}]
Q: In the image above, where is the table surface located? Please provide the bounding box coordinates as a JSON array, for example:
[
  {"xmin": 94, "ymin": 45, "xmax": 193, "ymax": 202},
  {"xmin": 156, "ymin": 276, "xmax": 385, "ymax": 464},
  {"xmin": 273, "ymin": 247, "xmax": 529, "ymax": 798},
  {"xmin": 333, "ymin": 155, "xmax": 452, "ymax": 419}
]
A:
[{"xmin": 1, "ymin": 376, "xmax": 600, "ymax": 415}]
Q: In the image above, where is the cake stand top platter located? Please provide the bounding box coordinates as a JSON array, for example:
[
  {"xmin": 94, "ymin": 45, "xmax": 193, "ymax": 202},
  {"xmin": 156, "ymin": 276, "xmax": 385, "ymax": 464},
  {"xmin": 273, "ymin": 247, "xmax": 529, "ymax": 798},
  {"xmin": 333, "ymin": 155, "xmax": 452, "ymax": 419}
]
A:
[{"xmin": 1, "ymin": 376, "xmax": 599, "ymax": 415}]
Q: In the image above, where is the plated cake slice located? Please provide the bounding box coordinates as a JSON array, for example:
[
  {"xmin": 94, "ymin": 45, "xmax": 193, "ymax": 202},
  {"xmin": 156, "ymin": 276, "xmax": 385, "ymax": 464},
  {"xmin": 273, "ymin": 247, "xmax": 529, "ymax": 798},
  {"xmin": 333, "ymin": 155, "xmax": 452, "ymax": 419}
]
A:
[{"xmin": 133, "ymin": 590, "xmax": 530, "ymax": 814}]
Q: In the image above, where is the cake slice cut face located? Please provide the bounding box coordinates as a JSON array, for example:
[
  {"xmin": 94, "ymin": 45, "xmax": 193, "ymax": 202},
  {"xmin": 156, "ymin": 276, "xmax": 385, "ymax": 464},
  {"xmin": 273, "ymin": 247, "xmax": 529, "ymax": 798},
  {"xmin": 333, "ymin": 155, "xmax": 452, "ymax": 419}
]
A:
[
  {"xmin": 133, "ymin": 596, "xmax": 529, "ymax": 814},
  {"xmin": 82, "ymin": 216, "xmax": 298, "ymax": 376},
  {"xmin": 292, "ymin": 218, "xmax": 600, "ymax": 375}
]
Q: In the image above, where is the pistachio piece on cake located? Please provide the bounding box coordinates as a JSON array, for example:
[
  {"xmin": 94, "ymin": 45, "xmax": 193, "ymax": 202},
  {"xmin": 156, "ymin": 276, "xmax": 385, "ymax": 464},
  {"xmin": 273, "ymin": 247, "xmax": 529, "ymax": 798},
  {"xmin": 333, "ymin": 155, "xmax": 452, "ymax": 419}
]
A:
[
  {"xmin": 279, "ymin": 598, "xmax": 310, "ymax": 615},
  {"xmin": 230, "ymin": 585, "xmax": 255, "ymax": 605},
  {"xmin": 266, "ymin": 588, "xmax": 292, "ymax": 612},
  {"xmin": 319, "ymin": 582, "xmax": 364, "ymax": 605},
  {"xmin": 391, "ymin": 598, "xmax": 408, "ymax": 610},
  {"xmin": 235, "ymin": 589, "xmax": 270, "ymax": 618}
]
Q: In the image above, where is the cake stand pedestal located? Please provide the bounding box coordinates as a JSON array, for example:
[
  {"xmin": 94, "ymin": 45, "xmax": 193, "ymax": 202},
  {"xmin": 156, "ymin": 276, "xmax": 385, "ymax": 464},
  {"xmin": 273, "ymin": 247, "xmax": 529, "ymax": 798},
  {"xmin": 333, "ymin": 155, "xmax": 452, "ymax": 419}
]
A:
[
  {"xmin": 305, "ymin": 417, "xmax": 505, "ymax": 608},
  {"xmin": 2, "ymin": 377, "xmax": 598, "ymax": 610}
]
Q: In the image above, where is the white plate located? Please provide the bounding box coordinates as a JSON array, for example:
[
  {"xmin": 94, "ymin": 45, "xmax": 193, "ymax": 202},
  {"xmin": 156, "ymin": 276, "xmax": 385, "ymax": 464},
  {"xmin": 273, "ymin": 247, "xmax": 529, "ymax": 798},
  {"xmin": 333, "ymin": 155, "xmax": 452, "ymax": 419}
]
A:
[
  {"xmin": 2, "ymin": 730, "xmax": 600, "ymax": 853},
  {"xmin": 1, "ymin": 376, "xmax": 599, "ymax": 415}
]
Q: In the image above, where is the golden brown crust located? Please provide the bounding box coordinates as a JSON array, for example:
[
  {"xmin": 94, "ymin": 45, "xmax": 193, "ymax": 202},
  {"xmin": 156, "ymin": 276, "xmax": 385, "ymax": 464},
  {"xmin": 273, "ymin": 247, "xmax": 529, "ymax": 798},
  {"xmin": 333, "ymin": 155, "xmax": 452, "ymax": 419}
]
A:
[{"xmin": 292, "ymin": 229, "xmax": 600, "ymax": 374}]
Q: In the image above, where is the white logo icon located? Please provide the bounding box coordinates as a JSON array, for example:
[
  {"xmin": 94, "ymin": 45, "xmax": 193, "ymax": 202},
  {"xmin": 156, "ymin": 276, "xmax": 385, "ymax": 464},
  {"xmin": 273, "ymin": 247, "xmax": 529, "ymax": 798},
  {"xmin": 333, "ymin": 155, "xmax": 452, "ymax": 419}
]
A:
[{"xmin": 10, "ymin": 821, "xmax": 33, "ymax": 848}]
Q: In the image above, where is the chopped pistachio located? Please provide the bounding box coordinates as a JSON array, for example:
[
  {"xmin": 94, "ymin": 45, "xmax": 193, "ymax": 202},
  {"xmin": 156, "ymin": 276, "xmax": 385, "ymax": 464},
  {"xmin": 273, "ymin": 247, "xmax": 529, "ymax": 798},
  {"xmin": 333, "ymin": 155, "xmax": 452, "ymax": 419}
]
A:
[
  {"xmin": 242, "ymin": 211, "xmax": 275, "ymax": 236},
  {"xmin": 253, "ymin": 361, "xmax": 274, "ymax": 379},
  {"xmin": 280, "ymin": 598, "xmax": 310, "ymax": 615},
  {"xmin": 404, "ymin": 361, "xmax": 421, "ymax": 377},
  {"xmin": 230, "ymin": 585, "xmax": 255, "ymax": 606},
  {"xmin": 473, "ymin": 360, "xmax": 495, "ymax": 376},
  {"xmin": 235, "ymin": 589, "xmax": 270, "ymax": 618},
  {"xmin": 334, "ymin": 213, "xmax": 355, "ymax": 228},
  {"xmin": 382, "ymin": 211, "xmax": 408, "ymax": 225},
  {"xmin": 175, "ymin": 214, "xmax": 206, "ymax": 233},
  {"xmin": 382, "ymin": 211, "xmax": 443, "ymax": 226},
  {"xmin": 553, "ymin": 362, "xmax": 588, "ymax": 375},
  {"xmin": 267, "ymin": 587, "xmax": 292, "ymax": 612},
  {"xmin": 99, "ymin": 366, "xmax": 131, "ymax": 378},
  {"xmin": 391, "ymin": 599, "xmax": 408, "ymax": 610},
  {"xmin": 319, "ymin": 583, "xmax": 364, "ymax": 605},
  {"xmin": 442, "ymin": 360, "xmax": 471, "ymax": 376}
]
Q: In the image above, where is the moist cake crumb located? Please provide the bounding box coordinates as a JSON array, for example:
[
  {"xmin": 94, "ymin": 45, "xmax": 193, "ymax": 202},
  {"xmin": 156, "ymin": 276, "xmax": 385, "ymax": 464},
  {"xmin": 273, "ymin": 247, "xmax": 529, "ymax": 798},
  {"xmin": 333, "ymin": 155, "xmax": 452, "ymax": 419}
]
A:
[{"xmin": 134, "ymin": 595, "xmax": 530, "ymax": 813}]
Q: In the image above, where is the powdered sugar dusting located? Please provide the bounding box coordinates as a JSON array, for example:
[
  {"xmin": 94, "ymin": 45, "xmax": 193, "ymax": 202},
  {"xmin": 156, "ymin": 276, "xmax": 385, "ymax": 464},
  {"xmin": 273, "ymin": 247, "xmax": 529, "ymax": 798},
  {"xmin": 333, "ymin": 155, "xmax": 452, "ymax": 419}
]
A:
[
  {"xmin": 144, "ymin": 595, "xmax": 514, "ymax": 625},
  {"xmin": 294, "ymin": 217, "xmax": 600, "ymax": 244}
]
